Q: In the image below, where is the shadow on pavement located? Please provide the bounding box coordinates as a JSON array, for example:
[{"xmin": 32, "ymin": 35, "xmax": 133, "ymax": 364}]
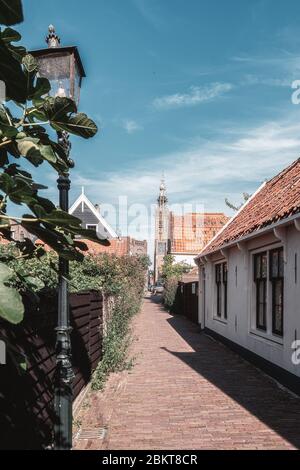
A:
[{"xmin": 148, "ymin": 295, "xmax": 300, "ymax": 449}]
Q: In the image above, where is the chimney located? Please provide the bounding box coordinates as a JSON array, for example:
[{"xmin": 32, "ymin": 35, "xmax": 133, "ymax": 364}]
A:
[{"xmin": 94, "ymin": 204, "xmax": 101, "ymax": 213}]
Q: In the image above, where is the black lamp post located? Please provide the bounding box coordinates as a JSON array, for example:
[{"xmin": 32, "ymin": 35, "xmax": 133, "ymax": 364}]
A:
[{"xmin": 31, "ymin": 26, "xmax": 86, "ymax": 450}]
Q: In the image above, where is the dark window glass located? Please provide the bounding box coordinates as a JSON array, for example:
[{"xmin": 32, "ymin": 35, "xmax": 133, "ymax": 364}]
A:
[
  {"xmin": 270, "ymin": 248, "xmax": 284, "ymax": 336},
  {"xmin": 216, "ymin": 264, "xmax": 222, "ymax": 317},
  {"xmin": 254, "ymin": 252, "xmax": 267, "ymax": 331},
  {"xmin": 216, "ymin": 264, "xmax": 221, "ymax": 283},
  {"xmin": 256, "ymin": 280, "xmax": 266, "ymax": 330},
  {"xmin": 223, "ymin": 263, "xmax": 228, "ymax": 319},
  {"xmin": 216, "ymin": 263, "xmax": 227, "ymax": 319},
  {"xmin": 261, "ymin": 254, "xmax": 267, "ymax": 278}
]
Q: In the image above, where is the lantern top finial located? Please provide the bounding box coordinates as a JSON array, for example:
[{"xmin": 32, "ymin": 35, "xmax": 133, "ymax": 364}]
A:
[{"xmin": 46, "ymin": 25, "xmax": 61, "ymax": 48}]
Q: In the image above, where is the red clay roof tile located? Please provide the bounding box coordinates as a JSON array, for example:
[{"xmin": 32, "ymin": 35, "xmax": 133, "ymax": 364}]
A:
[{"xmin": 200, "ymin": 158, "xmax": 300, "ymax": 256}]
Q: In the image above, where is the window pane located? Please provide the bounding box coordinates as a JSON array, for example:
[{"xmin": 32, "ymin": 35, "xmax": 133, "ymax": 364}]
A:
[
  {"xmin": 256, "ymin": 280, "xmax": 266, "ymax": 330},
  {"xmin": 216, "ymin": 265, "xmax": 221, "ymax": 282},
  {"xmin": 278, "ymin": 249, "xmax": 284, "ymax": 277},
  {"xmin": 224, "ymin": 283, "xmax": 227, "ymax": 319},
  {"xmin": 258, "ymin": 281, "xmax": 265, "ymax": 303},
  {"xmin": 255, "ymin": 255, "xmax": 261, "ymax": 279},
  {"xmin": 223, "ymin": 263, "xmax": 228, "ymax": 283},
  {"xmin": 273, "ymin": 279, "xmax": 283, "ymax": 335},
  {"xmin": 258, "ymin": 303, "xmax": 265, "ymax": 328},
  {"xmin": 217, "ymin": 284, "xmax": 221, "ymax": 317},
  {"xmin": 271, "ymin": 251, "xmax": 278, "ymax": 278},
  {"xmin": 274, "ymin": 305, "xmax": 283, "ymax": 335},
  {"xmin": 261, "ymin": 253, "xmax": 267, "ymax": 278}
]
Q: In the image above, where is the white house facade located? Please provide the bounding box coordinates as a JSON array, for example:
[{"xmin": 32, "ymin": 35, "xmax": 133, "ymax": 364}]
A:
[{"xmin": 196, "ymin": 159, "xmax": 300, "ymax": 393}]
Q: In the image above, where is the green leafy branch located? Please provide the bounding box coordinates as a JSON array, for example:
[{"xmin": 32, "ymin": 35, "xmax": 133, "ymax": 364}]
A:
[{"xmin": 0, "ymin": 1, "xmax": 109, "ymax": 325}]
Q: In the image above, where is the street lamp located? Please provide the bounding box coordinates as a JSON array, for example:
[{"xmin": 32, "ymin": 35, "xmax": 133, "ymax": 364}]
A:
[{"xmin": 31, "ymin": 25, "xmax": 86, "ymax": 450}]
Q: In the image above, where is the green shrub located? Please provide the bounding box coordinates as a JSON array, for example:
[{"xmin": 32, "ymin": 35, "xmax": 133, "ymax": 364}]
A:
[
  {"xmin": 0, "ymin": 243, "xmax": 149, "ymax": 389},
  {"xmin": 161, "ymin": 254, "xmax": 192, "ymax": 311},
  {"xmin": 91, "ymin": 255, "xmax": 148, "ymax": 390},
  {"xmin": 163, "ymin": 275, "xmax": 180, "ymax": 311}
]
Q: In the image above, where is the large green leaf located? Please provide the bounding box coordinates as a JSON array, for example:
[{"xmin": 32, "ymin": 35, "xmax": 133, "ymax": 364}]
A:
[
  {"xmin": 40, "ymin": 208, "xmax": 82, "ymax": 227},
  {"xmin": 17, "ymin": 138, "xmax": 43, "ymax": 166},
  {"xmin": 52, "ymin": 113, "xmax": 98, "ymax": 139},
  {"xmin": 0, "ymin": 0, "xmax": 24, "ymax": 26},
  {"xmin": 0, "ymin": 262, "xmax": 24, "ymax": 324},
  {"xmin": 30, "ymin": 77, "xmax": 51, "ymax": 100},
  {"xmin": 42, "ymin": 97, "xmax": 97, "ymax": 138},
  {"xmin": 0, "ymin": 106, "xmax": 18, "ymax": 137},
  {"xmin": 0, "ymin": 38, "xmax": 27, "ymax": 102},
  {"xmin": 39, "ymin": 144, "xmax": 57, "ymax": 163},
  {"xmin": 43, "ymin": 96, "xmax": 77, "ymax": 120},
  {"xmin": 1, "ymin": 27, "xmax": 21, "ymax": 43},
  {"xmin": 21, "ymin": 219, "xmax": 84, "ymax": 261},
  {"xmin": 67, "ymin": 226, "xmax": 110, "ymax": 246}
]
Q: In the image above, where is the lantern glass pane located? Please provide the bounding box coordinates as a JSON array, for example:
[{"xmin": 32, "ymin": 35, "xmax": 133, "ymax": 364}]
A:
[
  {"xmin": 36, "ymin": 52, "xmax": 71, "ymax": 99},
  {"xmin": 73, "ymin": 60, "xmax": 81, "ymax": 105}
]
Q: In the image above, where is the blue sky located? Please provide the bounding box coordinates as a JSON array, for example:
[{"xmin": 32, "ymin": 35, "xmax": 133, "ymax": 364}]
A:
[{"xmin": 17, "ymin": 0, "xmax": 300, "ymax": 244}]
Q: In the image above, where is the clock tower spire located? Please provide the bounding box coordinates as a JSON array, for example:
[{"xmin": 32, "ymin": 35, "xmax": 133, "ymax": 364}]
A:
[{"xmin": 154, "ymin": 176, "xmax": 169, "ymax": 282}]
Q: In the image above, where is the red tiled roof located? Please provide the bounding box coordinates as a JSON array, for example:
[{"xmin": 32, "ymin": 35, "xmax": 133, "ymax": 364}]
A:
[
  {"xmin": 200, "ymin": 158, "xmax": 300, "ymax": 256},
  {"xmin": 80, "ymin": 238, "xmax": 129, "ymax": 256},
  {"xmin": 170, "ymin": 212, "xmax": 229, "ymax": 254},
  {"xmin": 35, "ymin": 237, "xmax": 132, "ymax": 257}
]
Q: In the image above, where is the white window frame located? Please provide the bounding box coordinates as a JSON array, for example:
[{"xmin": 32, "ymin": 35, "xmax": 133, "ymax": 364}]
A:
[
  {"xmin": 249, "ymin": 243, "xmax": 284, "ymax": 345},
  {"xmin": 86, "ymin": 224, "xmax": 97, "ymax": 231},
  {"xmin": 213, "ymin": 261, "xmax": 228, "ymax": 323}
]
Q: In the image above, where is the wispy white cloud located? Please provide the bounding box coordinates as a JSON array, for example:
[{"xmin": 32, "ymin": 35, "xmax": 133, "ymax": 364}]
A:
[
  {"xmin": 122, "ymin": 119, "xmax": 142, "ymax": 134},
  {"xmin": 71, "ymin": 114, "xmax": 300, "ymax": 213},
  {"xmin": 232, "ymin": 53, "xmax": 300, "ymax": 76},
  {"xmin": 241, "ymin": 74, "xmax": 292, "ymax": 87},
  {"xmin": 152, "ymin": 83, "xmax": 233, "ymax": 110}
]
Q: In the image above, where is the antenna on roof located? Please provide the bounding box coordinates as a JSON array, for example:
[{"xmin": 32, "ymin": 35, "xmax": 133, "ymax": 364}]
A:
[{"xmin": 81, "ymin": 186, "xmax": 85, "ymax": 196}]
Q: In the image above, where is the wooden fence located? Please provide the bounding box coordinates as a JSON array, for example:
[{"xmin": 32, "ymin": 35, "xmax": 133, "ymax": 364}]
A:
[
  {"xmin": 175, "ymin": 281, "xmax": 199, "ymax": 324},
  {"xmin": 0, "ymin": 290, "xmax": 103, "ymax": 450}
]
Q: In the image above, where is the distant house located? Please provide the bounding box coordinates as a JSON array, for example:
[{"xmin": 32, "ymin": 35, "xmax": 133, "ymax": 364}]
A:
[
  {"xmin": 69, "ymin": 189, "xmax": 147, "ymax": 257},
  {"xmin": 168, "ymin": 212, "xmax": 229, "ymax": 265},
  {"xmin": 196, "ymin": 159, "xmax": 300, "ymax": 393},
  {"xmin": 0, "ymin": 220, "xmax": 35, "ymax": 245},
  {"xmin": 69, "ymin": 188, "xmax": 117, "ymax": 240}
]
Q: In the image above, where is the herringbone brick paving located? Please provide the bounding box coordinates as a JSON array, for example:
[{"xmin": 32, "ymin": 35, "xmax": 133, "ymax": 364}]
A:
[{"xmin": 74, "ymin": 296, "xmax": 300, "ymax": 450}]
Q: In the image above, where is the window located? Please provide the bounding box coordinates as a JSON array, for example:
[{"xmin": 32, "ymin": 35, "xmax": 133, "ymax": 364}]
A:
[
  {"xmin": 252, "ymin": 247, "xmax": 284, "ymax": 338},
  {"xmin": 223, "ymin": 263, "xmax": 228, "ymax": 320},
  {"xmin": 254, "ymin": 252, "xmax": 267, "ymax": 331},
  {"xmin": 216, "ymin": 264, "xmax": 222, "ymax": 317},
  {"xmin": 215, "ymin": 262, "xmax": 228, "ymax": 320},
  {"xmin": 86, "ymin": 224, "xmax": 97, "ymax": 231},
  {"xmin": 270, "ymin": 248, "xmax": 284, "ymax": 336}
]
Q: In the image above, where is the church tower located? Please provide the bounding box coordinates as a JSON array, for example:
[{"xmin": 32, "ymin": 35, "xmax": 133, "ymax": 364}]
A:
[{"xmin": 154, "ymin": 178, "xmax": 170, "ymax": 282}]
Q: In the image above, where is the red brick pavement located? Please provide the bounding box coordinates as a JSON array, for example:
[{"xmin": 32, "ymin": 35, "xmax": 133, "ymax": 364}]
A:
[{"xmin": 74, "ymin": 296, "xmax": 300, "ymax": 450}]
